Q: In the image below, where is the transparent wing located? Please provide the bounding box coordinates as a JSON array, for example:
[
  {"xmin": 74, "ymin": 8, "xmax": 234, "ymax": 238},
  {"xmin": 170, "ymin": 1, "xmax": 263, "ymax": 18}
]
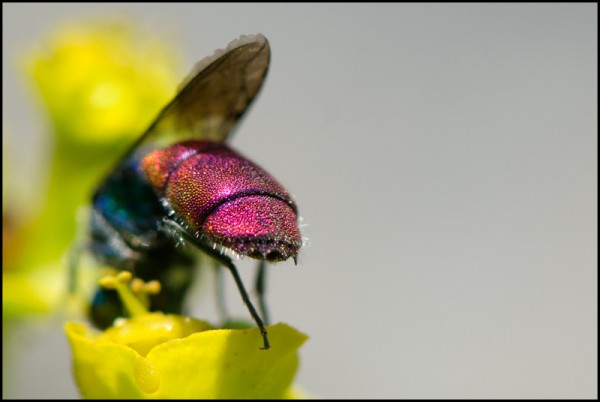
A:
[{"xmin": 128, "ymin": 34, "xmax": 270, "ymax": 157}]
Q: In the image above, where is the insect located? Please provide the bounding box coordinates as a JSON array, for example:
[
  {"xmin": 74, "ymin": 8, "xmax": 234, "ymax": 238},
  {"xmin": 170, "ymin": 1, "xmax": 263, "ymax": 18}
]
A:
[{"xmin": 81, "ymin": 34, "xmax": 302, "ymax": 349}]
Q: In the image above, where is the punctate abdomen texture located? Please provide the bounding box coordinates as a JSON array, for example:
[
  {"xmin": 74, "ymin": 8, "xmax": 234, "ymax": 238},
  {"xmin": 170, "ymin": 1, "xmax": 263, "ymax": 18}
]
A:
[{"xmin": 141, "ymin": 141, "xmax": 301, "ymax": 261}]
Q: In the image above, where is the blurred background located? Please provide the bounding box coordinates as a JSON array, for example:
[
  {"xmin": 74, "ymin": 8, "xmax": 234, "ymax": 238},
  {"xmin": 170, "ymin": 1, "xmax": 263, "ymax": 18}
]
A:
[{"xmin": 2, "ymin": 3, "xmax": 597, "ymax": 399}]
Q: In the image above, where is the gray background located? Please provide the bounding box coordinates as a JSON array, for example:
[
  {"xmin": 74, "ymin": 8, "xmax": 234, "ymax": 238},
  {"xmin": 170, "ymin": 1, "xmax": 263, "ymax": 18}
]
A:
[{"xmin": 3, "ymin": 3, "xmax": 597, "ymax": 399}]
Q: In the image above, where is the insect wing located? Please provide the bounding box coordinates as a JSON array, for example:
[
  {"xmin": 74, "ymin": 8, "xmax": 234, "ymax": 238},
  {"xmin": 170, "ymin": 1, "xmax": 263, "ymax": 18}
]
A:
[{"xmin": 128, "ymin": 34, "xmax": 270, "ymax": 160}]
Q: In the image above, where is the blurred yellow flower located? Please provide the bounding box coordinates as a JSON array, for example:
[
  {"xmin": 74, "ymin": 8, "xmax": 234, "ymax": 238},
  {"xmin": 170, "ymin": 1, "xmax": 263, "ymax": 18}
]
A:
[
  {"xmin": 3, "ymin": 19, "xmax": 182, "ymax": 320},
  {"xmin": 27, "ymin": 20, "xmax": 180, "ymax": 143},
  {"xmin": 66, "ymin": 317, "xmax": 308, "ymax": 399}
]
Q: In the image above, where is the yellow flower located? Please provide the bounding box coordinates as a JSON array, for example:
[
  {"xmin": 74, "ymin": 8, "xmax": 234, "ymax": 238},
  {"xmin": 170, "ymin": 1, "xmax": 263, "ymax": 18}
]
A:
[
  {"xmin": 66, "ymin": 318, "xmax": 307, "ymax": 399},
  {"xmin": 27, "ymin": 19, "xmax": 180, "ymax": 143},
  {"xmin": 3, "ymin": 19, "xmax": 182, "ymax": 320},
  {"xmin": 65, "ymin": 272, "xmax": 308, "ymax": 399}
]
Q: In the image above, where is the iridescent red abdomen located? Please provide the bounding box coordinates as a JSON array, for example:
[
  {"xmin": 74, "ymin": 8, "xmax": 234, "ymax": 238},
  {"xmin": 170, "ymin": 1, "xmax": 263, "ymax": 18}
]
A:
[{"xmin": 141, "ymin": 140, "xmax": 301, "ymax": 262}]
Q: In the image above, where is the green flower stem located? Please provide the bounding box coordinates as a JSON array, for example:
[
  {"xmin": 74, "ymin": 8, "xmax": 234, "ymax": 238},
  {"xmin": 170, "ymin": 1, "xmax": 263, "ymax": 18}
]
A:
[{"xmin": 11, "ymin": 134, "xmax": 124, "ymax": 272}]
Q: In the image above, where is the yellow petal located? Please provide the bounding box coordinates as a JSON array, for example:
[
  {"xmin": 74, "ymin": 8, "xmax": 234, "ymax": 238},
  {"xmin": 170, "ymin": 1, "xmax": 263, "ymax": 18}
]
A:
[
  {"xmin": 66, "ymin": 321, "xmax": 147, "ymax": 398},
  {"xmin": 66, "ymin": 318, "xmax": 308, "ymax": 399},
  {"xmin": 147, "ymin": 323, "xmax": 307, "ymax": 399},
  {"xmin": 102, "ymin": 313, "xmax": 213, "ymax": 357}
]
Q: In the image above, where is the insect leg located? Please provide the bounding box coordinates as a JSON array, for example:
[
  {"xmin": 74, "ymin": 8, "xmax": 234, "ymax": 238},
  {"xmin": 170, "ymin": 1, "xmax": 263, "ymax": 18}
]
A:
[
  {"xmin": 254, "ymin": 260, "xmax": 270, "ymax": 326},
  {"xmin": 201, "ymin": 248, "xmax": 270, "ymax": 350},
  {"xmin": 68, "ymin": 242, "xmax": 83, "ymax": 294},
  {"xmin": 213, "ymin": 259, "xmax": 230, "ymax": 323},
  {"xmin": 161, "ymin": 218, "xmax": 269, "ymax": 349}
]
